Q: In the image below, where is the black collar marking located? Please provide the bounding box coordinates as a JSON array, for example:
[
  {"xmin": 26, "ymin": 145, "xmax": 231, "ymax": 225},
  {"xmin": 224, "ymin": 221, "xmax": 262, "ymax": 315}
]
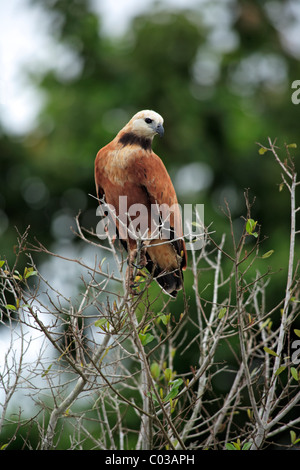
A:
[{"xmin": 119, "ymin": 132, "xmax": 152, "ymax": 151}]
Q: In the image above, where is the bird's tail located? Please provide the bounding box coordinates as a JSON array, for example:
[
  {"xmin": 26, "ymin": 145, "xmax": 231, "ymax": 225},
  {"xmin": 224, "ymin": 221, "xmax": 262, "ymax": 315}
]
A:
[
  {"xmin": 155, "ymin": 269, "xmax": 184, "ymax": 298},
  {"xmin": 146, "ymin": 257, "xmax": 184, "ymax": 298}
]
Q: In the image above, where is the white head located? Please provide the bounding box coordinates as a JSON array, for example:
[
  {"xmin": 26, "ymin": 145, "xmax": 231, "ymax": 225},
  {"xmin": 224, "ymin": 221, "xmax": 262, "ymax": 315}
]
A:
[{"xmin": 128, "ymin": 110, "xmax": 164, "ymax": 139}]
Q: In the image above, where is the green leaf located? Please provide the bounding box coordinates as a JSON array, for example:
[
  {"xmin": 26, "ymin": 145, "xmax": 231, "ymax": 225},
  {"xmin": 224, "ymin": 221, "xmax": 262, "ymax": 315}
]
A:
[
  {"xmin": 95, "ymin": 318, "xmax": 108, "ymax": 329},
  {"xmin": 263, "ymin": 347, "xmax": 278, "ymax": 357},
  {"xmin": 287, "ymin": 143, "xmax": 297, "ymax": 148},
  {"xmin": 260, "ymin": 318, "xmax": 272, "ymax": 330},
  {"xmin": 163, "ymin": 388, "xmax": 179, "ymax": 402},
  {"xmin": 169, "ymin": 378, "xmax": 183, "ymax": 388},
  {"xmin": 242, "ymin": 442, "xmax": 252, "ymax": 450},
  {"xmin": 164, "ymin": 368, "xmax": 173, "ymax": 382},
  {"xmin": 139, "ymin": 333, "xmax": 154, "ymax": 346},
  {"xmin": 275, "ymin": 365, "xmax": 286, "ymax": 376},
  {"xmin": 163, "ymin": 378, "xmax": 183, "ymax": 402},
  {"xmin": 232, "ymin": 441, "xmax": 241, "ymax": 450},
  {"xmin": 225, "ymin": 443, "xmax": 237, "ymax": 450},
  {"xmin": 294, "ymin": 329, "xmax": 300, "ymax": 338},
  {"xmin": 24, "ymin": 267, "xmax": 38, "ymax": 279},
  {"xmin": 246, "ymin": 219, "xmax": 258, "ymax": 237},
  {"xmin": 262, "ymin": 250, "xmax": 274, "ymax": 259},
  {"xmin": 142, "ymin": 324, "xmax": 150, "ymax": 334},
  {"xmin": 246, "ymin": 219, "xmax": 256, "ymax": 232},
  {"xmin": 291, "ymin": 367, "xmax": 299, "ymax": 381},
  {"xmin": 170, "ymin": 397, "xmax": 178, "ymax": 413},
  {"xmin": 160, "ymin": 314, "xmax": 171, "ymax": 325},
  {"xmin": 150, "ymin": 362, "xmax": 160, "ymax": 380},
  {"xmin": 5, "ymin": 304, "xmax": 16, "ymax": 311},
  {"xmin": 290, "ymin": 430, "xmax": 298, "ymax": 444},
  {"xmin": 13, "ymin": 271, "xmax": 23, "ymax": 281},
  {"xmin": 41, "ymin": 364, "xmax": 53, "ymax": 377},
  {"xmin": 258, "ymin": 147, "xmax": 268, "ymax": 155},
  {"xmin": 218, "ymin": 307, "xmax": 227, "ymax": 320},
  {"xmin": 0, "ymin": 260, "xmax": 5, "ymax": 268}
]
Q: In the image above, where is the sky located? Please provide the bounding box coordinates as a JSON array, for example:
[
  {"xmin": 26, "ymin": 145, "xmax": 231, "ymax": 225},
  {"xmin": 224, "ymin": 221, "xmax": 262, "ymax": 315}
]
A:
[
  {"xmin": 0, "ymin": 0, "xmax": 54, "ymax": 135},
  {"xmin": 0, "ymin": 0, "xmax": 202, "ymax": 136}
]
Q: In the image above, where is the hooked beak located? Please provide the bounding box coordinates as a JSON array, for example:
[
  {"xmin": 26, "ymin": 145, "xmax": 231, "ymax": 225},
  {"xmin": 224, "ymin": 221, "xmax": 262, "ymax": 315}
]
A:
[{"xmin": 156, "ymin": 123, "xmax": 164, "ymax": 138}]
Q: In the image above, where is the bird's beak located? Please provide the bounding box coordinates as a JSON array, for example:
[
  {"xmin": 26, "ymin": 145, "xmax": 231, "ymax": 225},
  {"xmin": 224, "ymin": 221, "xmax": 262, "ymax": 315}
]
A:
[{"xmin": 156, "ymin": 123, "xmax": 164, "ymax": 137}]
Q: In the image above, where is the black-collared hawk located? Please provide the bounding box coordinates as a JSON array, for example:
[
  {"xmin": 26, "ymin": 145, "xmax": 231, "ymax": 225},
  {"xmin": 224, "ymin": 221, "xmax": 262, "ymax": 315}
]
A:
[{"xmin": 94, "ymin": 110, "xmax": 187, "ymax": 297}]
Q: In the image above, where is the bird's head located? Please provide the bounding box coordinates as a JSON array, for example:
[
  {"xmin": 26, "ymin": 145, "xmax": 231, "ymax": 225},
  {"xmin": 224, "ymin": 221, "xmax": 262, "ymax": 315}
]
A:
[{"xmin": 128, "ymin": 110, "xmax": 164, "ymax": 139}]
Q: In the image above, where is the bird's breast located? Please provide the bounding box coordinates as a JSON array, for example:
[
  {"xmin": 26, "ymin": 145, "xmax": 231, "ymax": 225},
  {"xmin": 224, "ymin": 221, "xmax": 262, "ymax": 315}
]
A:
[{"xmin": 104, "ymin": 148, "xmax": 149, "ymax": 187}]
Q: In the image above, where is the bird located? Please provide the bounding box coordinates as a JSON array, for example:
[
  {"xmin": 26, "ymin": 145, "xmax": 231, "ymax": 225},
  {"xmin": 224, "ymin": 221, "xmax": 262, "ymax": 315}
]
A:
[{"xmin": 94, "ymin": 110, "xmax": 187, "ymax": 297}]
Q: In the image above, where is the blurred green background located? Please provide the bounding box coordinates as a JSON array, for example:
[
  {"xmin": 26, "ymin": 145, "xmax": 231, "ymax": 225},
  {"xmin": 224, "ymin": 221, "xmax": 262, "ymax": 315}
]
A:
[
  {"xmin": 1, "ymin": 0, "xmax": 299, "ymax": 304},
  {"xmin": 1, "ymin": 0, "xmax": 300, "ymax": 448}
]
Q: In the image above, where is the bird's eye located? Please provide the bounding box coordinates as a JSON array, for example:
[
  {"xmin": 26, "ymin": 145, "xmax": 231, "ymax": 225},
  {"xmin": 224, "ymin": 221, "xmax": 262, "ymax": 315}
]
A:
[{"xmin": 145, "ymin": 118, "xmax": 153, "ymax": 124}]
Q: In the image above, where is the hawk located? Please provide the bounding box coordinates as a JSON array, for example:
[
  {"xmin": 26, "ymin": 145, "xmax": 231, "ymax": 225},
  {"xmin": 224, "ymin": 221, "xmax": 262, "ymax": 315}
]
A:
[{"xmin": 94, "ymin": 110, "xmax": 187, "ymax": 297}]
